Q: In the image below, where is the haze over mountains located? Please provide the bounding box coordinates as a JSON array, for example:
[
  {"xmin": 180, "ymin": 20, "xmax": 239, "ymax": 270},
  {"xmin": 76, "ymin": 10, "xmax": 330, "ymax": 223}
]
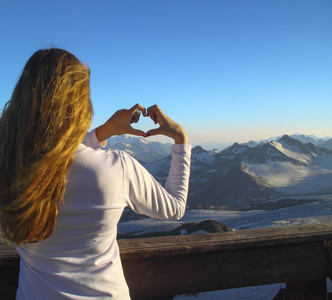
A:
[{"xmin": 106, "ymin": 134, "xmax": 332, "ymax": 210}]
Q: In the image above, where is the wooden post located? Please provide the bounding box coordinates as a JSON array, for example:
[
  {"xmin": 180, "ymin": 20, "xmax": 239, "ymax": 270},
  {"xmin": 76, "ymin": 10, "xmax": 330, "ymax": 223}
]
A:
[
  {"xmin": 0, "ymin": 245, "xmax": 20, "ymax": 300},
  {"xmin": 286, "ymin": 279, "xmax": 327, "ymax": 300}
]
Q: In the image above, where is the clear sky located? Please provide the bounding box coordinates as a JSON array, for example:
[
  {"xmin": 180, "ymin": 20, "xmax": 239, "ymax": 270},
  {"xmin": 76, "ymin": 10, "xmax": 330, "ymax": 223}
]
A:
[{"xmin": 1, "ymin": 0, "xmax": 331, "ymax": 144}]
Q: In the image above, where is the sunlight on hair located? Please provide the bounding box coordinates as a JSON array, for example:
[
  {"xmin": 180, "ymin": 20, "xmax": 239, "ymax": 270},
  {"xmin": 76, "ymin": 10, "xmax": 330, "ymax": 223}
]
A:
[{"xmin": 0, "ymin": 49, "xmax": 93, "ymax": 244}]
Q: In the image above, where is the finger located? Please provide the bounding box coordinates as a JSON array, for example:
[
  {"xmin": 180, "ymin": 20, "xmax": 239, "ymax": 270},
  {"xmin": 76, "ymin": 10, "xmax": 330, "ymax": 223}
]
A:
[
  {"xmin": 146, "ymin": 105, "xmax": 158, "ymax": 116},
  {"xmin": 128, "ymin": 127, "xmax": 147, "ymax": 138},
  {"xmin": 129, "ymin": 103, "xmax": 146, "ymax": 117},
  {"xmin": 146, "ymin": 107, "xmax": 158, "ymax": 124},
  {"xmin": 150, "ymin": 112, "xmax": 158, "ymax": 124},
  {"xmin": 147, "ymin": 104, "xmax": 164, "ymax": 115},
  {"xmin": 131, "ymin": 110, "xmax": 141, "ymax": 124},
  {"xmin": 147, "ymin": 104, "xmax": 167, "ymax": 125},
  {"xmin": 146, "ymin": 128, "xmax": 163, "ymax": 137}
]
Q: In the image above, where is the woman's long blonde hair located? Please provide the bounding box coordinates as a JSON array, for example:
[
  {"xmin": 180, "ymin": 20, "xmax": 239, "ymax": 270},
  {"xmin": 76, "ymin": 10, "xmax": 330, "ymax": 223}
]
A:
[{"xmin": 0, "ymin": 49, "xmax": 93, "ymax": 245}]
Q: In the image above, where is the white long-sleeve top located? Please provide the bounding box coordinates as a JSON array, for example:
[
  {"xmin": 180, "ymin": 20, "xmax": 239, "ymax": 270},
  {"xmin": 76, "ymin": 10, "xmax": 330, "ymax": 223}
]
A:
[{"xmin": 16, "ymin": 130, "xmax": 191, "ymax": 299}]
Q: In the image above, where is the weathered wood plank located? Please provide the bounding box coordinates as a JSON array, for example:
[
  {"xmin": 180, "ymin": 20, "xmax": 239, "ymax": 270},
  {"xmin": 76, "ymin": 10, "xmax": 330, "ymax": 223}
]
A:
[
  {"xmin": 123, "ymin": 241, "xmax": 328, "ymax": 298},
  {"xmin": 2, "ymin": 224, "xmax": 332, "ymax": 259},
  {"xmin": 0, "ymin": 224, "xmax": 332, "ymax": 299},
  {"xmin": 119, "ymin": 224, "xmax": 332, "ymax": 259}
]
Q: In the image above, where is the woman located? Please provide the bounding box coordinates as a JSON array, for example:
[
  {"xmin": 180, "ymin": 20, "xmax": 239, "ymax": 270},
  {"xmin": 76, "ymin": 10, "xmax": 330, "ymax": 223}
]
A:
[{"xmin": 0, "ymin": 49, "xmax": 191, "ymax": 299}]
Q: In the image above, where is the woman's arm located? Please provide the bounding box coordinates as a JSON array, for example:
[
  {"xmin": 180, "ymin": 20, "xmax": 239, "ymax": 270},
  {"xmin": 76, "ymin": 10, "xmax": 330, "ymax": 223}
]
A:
[
  {"xmin": 95, "ymin": 103, "xmax": 191, "ymax": 219},
  {"xmin": 122, "ymin": 144, "xmax": 191, "ymax": 220}
]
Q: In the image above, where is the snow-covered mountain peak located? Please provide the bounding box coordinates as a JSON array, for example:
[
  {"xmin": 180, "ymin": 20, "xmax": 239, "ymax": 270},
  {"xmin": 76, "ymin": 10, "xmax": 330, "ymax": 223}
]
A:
[
  {"xmin": 218, "ymin": 143, "xmax": 249, "ymax": 159},
  {"xmin": 228, "ymin": 142, "xmax": 249, "ymax": 154},
  {"xmin": 279, "ymin": 135, "xmax": 313, "ymax": 163},
  {"xmin": 278, "ymin": 135, "xmax": 313, "ymax": 157},
  {"xmin": 243, "ymin": 140, "xmax": 258, "ymax": 148},
  {"xmin": 191, "ymin": 146, "xmax": 216, "ymax": 165},
  {"xmin": 271, "ymin": 140, "xmax": 312, "ymax": 164},
  {"xmin": 192, "ymin": 146, "xmax": 206, "ymax": 155},
  {"xmin": 289, "ymin": 134, "xmax": 318, "ymax": 144}
]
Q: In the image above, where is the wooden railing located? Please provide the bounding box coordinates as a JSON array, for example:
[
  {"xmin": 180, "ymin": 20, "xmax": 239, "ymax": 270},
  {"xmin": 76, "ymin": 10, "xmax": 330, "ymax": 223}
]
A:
[{"xmin": 1, "ymin": 224, "xmax": 332, "ymax": 299}]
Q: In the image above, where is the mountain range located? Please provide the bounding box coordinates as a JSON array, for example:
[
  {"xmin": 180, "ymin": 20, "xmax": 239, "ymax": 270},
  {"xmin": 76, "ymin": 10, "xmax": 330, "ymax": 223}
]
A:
[
  {"xmin": 103, "ymin": 134, "xmax": 172, "ymax": 163},
  {"xmin": 107, "ymin": 134, "xmax": 332, "ymax": 210},
  {"xmin": 194, "ymin": 134, "xmax": 332, "ymax": 151}
]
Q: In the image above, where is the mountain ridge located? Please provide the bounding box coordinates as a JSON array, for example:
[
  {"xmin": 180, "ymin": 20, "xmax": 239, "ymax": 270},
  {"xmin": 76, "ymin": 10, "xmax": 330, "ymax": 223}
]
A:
[
  {"xmin": 146, "ymin": 134, "xmax": 332, "ymax": 210},
  {"xmin": 106, "ymin": 134, "xmax": 332, "ymax": 161},
  {"xmin": 107, "ymin": 133, "xmax": 332, "ymax": 210}
]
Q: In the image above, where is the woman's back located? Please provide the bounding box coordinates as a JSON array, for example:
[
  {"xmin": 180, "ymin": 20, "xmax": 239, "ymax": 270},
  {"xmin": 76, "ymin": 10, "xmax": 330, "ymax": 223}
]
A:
[
  {"xmin": 16, "ymin": 136, "xmax": 131, "ymax": 299},
  {"xmin": 16, "ymin": 131, "xmax": 191, "ymax": 299}
]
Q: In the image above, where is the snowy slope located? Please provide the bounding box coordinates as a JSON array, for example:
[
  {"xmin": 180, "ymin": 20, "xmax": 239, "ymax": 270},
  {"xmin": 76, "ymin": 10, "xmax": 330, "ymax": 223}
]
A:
[{"xmin": 244, "ymin": 138, "xmax": 332, "ymax": 195}]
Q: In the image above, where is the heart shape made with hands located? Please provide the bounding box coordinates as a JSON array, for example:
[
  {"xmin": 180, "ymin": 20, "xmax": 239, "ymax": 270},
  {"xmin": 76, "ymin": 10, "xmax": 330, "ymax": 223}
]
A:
[
  {"xmin": 99, "ymin": 104, "xmax": 186, "ymax": 144},
  {"xmin": 130, "ymin": 108, "xmax": 160, "ymax": 138},
  {"xmin": 96, "ymin": 104, "xmax": 177, "ymax": 144}
]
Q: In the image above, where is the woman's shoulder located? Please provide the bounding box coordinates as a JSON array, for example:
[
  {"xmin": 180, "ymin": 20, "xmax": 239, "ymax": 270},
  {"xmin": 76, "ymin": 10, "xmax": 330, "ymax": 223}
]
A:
[{"xmin": 74, "ymin": 142, "xmax": 138, "ymax": 171}]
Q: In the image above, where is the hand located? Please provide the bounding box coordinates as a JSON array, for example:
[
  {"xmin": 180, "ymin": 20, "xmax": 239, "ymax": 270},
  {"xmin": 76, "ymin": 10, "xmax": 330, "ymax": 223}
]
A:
[
  {"xmin": 146, "ymin": 105, "xmax": 188, "ymax": 144},
  {"xmin": 96, "ymin": 103, "xmax": 147, "ymax": 144}
]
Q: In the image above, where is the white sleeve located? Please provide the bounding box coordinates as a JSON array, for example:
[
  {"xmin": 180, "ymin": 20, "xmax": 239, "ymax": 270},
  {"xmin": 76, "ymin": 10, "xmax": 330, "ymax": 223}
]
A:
[
  {"xmin": 82, "ymin": 129, "xmax": 105, "ymax": 149},
  {"xmin": 122, "ymin": 144, "xmax": 192, "ymax": 220}
]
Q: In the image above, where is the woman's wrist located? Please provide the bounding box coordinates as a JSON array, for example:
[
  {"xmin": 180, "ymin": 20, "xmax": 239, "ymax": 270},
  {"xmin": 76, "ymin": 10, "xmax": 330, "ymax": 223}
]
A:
[
  {"xmin": 95, "ymin": 125, "xmax": 109, "ymax": 145},
  {"xmin": 173, "ymin": 126, "xmax": 188, "ymax": 144}
]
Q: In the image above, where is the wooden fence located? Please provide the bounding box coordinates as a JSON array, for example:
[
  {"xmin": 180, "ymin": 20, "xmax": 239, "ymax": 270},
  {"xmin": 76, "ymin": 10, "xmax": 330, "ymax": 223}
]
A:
[{"xmin": 1, "ymin": 224, "xmax": 332, "ymax": 299}]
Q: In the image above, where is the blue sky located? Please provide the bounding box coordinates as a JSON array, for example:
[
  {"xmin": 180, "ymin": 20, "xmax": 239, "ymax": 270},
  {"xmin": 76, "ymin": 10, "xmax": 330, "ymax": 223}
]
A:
[{"xmin": 1, "ymin": 0, "xmax": 331, "ymax": 144}]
